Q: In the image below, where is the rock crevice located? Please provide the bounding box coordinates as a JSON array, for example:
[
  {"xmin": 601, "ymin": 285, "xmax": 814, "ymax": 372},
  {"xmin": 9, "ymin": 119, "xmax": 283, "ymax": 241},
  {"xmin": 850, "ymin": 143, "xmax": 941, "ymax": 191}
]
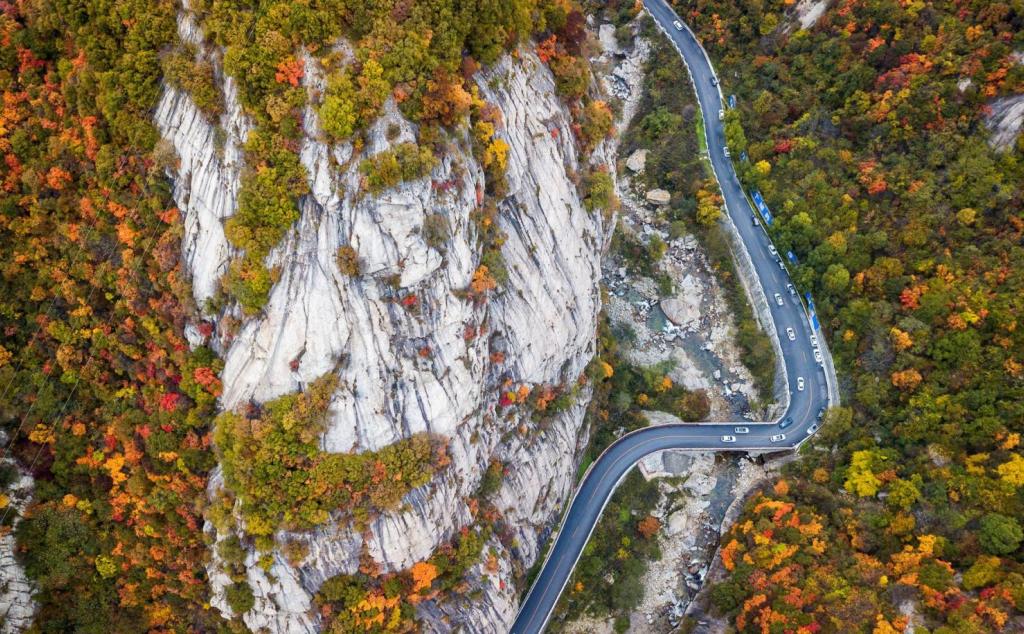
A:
[{"xmin": 155, "ymin": 16, "xmax": 611, "ymax": 628}]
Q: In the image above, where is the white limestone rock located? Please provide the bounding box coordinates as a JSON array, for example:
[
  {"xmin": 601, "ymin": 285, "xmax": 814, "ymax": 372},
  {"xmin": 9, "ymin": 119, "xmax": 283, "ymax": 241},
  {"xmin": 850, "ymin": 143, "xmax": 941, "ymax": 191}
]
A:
[
  {"xmin": 646, "ymin": 188, "xmax": 671, "ymax": 206},
  {"xmin": 155, "ymin": 30, "xmax": 609, "ymax": 631},
  {"xmin": 986, "ymin": 94, "xmax": 1024, "ymax": 152},
  {"xmin": 794, "ymin": 0, "xmax": 829, "ymax": 30},
  {"xmin": 0, "ymin": 433, "xmax": 37, "ymax": 633},
  {"xmin": 598, "ymin": 23, "xmax": 619, "ymax": 56},
  {"xmin": 661, "ymin": 292, "xmax": 700, "ymax": 328},
  {"xmin": 626, "ymin": 148, "xmax": 648, "ymax": 173},
  {"xmin": 154, "ymin": 80, "xmax": 248, "ymax": 305}
]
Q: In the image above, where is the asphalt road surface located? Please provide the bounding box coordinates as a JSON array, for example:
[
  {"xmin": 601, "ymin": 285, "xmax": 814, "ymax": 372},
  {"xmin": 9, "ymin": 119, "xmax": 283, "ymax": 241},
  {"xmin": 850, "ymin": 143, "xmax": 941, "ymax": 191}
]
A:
[{"xmin": 509, "ymin": 1, "xmax": 837, "ymax": 632}]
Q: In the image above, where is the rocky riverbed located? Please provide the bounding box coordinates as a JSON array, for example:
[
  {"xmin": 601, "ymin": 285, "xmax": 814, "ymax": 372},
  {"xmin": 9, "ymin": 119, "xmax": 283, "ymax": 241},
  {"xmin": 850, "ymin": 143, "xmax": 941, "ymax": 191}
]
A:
[
  {"xmin": 560, "ymin": 450, "xmax": 794, "ymax": 634},
  {"xmin": 560, "ymin": 16, "xmax": 785, "ymax": 633}
]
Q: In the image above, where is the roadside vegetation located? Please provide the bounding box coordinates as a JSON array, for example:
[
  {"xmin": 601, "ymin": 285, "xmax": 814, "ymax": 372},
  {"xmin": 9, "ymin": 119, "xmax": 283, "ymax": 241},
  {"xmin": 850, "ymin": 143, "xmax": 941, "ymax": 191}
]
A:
[
  {"xmin": 671, "ymin": 0, "xmax": 1024, "ymax": 630},
  {"xmin": 584, "ymin": 317, "xmax": 713, "ymax": 462},
  {"xmin": 549, "ymin": 470, "xmax": 663, "ymax": 633},
  {"xmin": 543, "ymin": 7, "xmax": 777, "ymax": 628},
  {"xmin": 618, "ymin": 16, "xmax": 777, "ymax": 400},
  {"xmin": 545, "ymin": 313, "xmax": 711, "ymax": 630}
]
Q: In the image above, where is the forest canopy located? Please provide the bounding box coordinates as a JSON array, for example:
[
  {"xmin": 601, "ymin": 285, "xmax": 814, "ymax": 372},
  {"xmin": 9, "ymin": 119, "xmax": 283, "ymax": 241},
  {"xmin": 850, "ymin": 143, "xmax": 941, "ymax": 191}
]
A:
[
  {"xmin": 669, "ymin": 0, "xmax": 1024, "ymax": 630},
  {"xmin": 0, "ymin": 0, "xmax": 599, "ymax": 629}
]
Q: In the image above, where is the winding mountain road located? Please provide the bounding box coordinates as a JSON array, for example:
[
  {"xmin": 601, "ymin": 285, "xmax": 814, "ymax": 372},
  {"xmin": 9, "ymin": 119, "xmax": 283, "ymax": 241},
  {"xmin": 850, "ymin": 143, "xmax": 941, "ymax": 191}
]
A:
[{"xmin": 509, "ymin": 2, "xmax": 840, "ymax": 632}]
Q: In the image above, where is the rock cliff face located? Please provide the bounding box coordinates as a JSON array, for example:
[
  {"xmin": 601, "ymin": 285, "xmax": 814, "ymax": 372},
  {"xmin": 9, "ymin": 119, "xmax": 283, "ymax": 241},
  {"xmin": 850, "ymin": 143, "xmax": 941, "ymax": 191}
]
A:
[
  {"xmin": 0, "ymin": 434, "xmax": 36, "ymax": 634},
  {"xmin": 154, "ymin": 7, "xmax": 611, "ymax": 631},
  {"xmin": 986, "ymin": 94, "xmax": 1024, "ymax": 152}
]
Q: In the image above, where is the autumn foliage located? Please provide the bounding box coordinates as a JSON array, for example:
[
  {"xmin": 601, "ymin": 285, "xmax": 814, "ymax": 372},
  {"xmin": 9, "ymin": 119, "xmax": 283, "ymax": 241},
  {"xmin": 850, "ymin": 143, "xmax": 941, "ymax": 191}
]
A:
[
  {"xmin": 274, "ymin": 57, "xmax": 305, "ymax": 87},
  {"xmin": 712, "ymin": 486, "xmax": 1019, "ymax": 632},
  {"xmin": 0, "ymin": 0, "xmax": 225, "ymax": 628},
  {"xmin": 314, "ymin": 523, "xmax": 492, "ymax": 632},
  {"xmin": 469, "ymin": 265, "xmax": 498, "ymax": 296},
  {"xmin": 0, "ymin": 0, "xmax": 601, "ymax": 628},
  {"xmin": 673, "ymin": 0, "xmax": 1024, "ymax": 629}
]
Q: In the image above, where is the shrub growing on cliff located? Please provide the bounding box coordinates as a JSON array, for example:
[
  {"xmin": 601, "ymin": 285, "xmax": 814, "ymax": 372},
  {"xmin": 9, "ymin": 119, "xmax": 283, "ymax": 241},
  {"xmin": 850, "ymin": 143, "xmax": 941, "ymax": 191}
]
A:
[
  {"xmin": 471, "ymin": 103, "xmax": 510, "ymax": 197},
  {"xmin": 583, "ymin": 167, "xmax": 619, "ymax": 218},
  {"xmin": 214, "ymin": 374, "xmax": 447, "ymax": 540},
  {"xmin": 470, "ymin": 201, "xmax": 509, "ymax": 288},
  {"xmin": 225, "ymin": 165, "xmax": 303, "ymax": 256},
  {"xmin": 314, "ymin": 523, "xmax": 490, "ymax": 632},
  {"xmin": 217, "ymin": 534, "xmax": 247, "ymax": 571},
  {"xmin": 476, "ymin": 459, "xmax": 505, "ymax": 500},
  {"xmin": 360, "ymin": 143, "xmax": 438, "ymax": 194},
  {"xmin": 422, "ymin": 213, "xmax": 450, "ymax": 249},
  {"xmin": 225, "ymin": 130, "xmax": 309, "ymax": 253},
  {"xmin": 225, "ymin": 582, "xmax": 255, "ymax": 615},
  {"xmin": 224, "ymin": 257, "xmax": 277, "ymax": 316},
  {"xmin": 580, "ymin": 99, "xmax": 614, "ymax": 153},
  {"xmin": 318, "ymin": 71, "xmax": 358, "ymax": 142},
  {"xmin": 162, "ymin": 46, "xmax": 222, "ymax": 118},
  {"xmin": 335, "ymin": 245, "xmax": 361, "ymax": 277},
  {"xmin": 550, "ymin": 51, "xmax": 590, "ymax": 100}
]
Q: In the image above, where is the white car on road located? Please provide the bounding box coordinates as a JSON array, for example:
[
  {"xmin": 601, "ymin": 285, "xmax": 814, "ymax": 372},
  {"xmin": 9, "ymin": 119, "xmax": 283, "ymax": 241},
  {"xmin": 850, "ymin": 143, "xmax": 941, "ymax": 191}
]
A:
[
  {"xmin": 718, "ymin": 109, "xmax": 725, "ymax": 121},
  {"xmin": 786, "ymin": 327, "xmax": 796, "ymax": 341},
  {"xmin": 721, "ymin": 435, "xmax": 736, "ymax": 443},
  {"xmin": 774, "ymin": 293, "xmax": 784, "ymax": 306},
  {"xmin": 814, "ymin": 349, "xmax": 823, "ymax": 364},
  {"xmin": 770, "ymin": 434, "xmax": 786, "ymax": 443},
  {"xmin": 810, "ymin": 334, "xmax": 818, "ymax": 347},
  {"xmin": 787, "ymin": 283, "xmax": 796, "ymax": 297},
  {"xmin": 806, "ymin": 424, "xmax": 819, "ymax": 435},
  {"xmin": 796, "ymin": 377, "xmax": 804, "ymax": 391},
  {"xmin": 673, "ymin": 20, "xmax": 683, "ymax": 30},
  {"xmin": 768, "ymin": 244, "xmax": 777, "ymax": 256},
  {"xmin": 723, "ymin": 146, "xmax": 730, "ymax": 158}
]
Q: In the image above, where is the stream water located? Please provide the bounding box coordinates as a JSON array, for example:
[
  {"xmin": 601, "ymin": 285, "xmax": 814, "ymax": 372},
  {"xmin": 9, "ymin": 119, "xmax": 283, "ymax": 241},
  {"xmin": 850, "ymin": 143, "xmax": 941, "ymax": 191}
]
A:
[
  {"xmin": 705, "ymin": 458, "xmax": 739, "ymax": 530},
  {"xmin": 611, "ymin": 274, "xmax": 753, "ymax": 420}
]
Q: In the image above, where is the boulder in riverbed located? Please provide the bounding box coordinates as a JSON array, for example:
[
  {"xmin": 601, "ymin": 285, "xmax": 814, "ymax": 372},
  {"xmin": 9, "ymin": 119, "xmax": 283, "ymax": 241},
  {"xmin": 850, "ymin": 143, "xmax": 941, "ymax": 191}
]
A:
[
  {"xmin": 661, "ymin": 295, "xmax": 700, "ymax": 328},
  {"xmin": 626, "ymin": 148, "xmax": 648, "ymax": 173},
  {"xmin": 646, "ymin": 188, "xmax": 671, "ymax": 205}
]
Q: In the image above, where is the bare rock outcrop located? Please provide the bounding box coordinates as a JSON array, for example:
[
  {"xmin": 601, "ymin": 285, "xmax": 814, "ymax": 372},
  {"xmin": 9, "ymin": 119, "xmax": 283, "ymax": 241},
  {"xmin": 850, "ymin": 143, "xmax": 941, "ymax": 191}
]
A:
[
  {"xmin": 986, "ymin": 94, "xmax": 1024, "ymax": 152},
  {"xmin": 0, "ymin": 433, "xmax": 36, "ymax": 633},
  {"xmin": 154, "ymin": 8, "xmax": 612, "ymax": 630},
  {"xmin": 646, "ymin": 188, "xmax": 672, "ymax": 206}
]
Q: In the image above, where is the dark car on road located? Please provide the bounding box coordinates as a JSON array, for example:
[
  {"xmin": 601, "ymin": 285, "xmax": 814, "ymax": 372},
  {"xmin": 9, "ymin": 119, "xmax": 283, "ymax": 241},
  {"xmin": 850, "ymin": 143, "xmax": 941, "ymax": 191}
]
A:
[{"xmin": 779, "ymin": 416, "xmax": 794, "ymax": 429}]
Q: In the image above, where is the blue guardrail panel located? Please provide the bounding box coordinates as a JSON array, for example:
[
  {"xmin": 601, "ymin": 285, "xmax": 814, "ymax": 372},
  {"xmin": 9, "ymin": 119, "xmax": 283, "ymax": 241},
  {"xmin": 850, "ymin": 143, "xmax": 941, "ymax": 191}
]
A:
[{"xmin": 751, "ymin": 190, "xmax": 773, "ymax": 225}]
